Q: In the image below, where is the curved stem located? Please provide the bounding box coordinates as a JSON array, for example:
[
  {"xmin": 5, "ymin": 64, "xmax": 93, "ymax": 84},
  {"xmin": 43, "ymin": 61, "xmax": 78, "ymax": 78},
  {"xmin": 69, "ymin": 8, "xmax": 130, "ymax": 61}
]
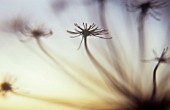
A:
[
  {"xmin": 13, "ymin": 89, "xmax": 116, "ymax": 110},
  {"xmin": 151, "ymin": 61, "xmax": 160, "ymax": 100},
  {"xmin": 13, "ymin": 91, "xmax": 93, "ymax": 109},
  {"xmin": 98, "ymin": 0, "xmax": 127, "ymax": 81},
  {"xmin": 35, "ymin": 38, "xmax": 113, "ymax": 103},
  {"xmin": 84, "ymin": 36, "xmax": 139, "ymax": 102},
  {"xmin": 35, "ymin": 38, "xmax": 61, "ymax": 66},
  {"xmin": 84, "ymin": 36, "xmax": 114, "ymax": 82}
]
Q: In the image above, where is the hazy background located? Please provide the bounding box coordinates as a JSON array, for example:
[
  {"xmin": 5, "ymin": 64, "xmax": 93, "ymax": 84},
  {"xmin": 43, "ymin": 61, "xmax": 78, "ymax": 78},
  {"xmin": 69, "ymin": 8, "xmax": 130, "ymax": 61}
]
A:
[{"xmin": 0, "ymin": 0, "xmax": 169, "ymax": 110}]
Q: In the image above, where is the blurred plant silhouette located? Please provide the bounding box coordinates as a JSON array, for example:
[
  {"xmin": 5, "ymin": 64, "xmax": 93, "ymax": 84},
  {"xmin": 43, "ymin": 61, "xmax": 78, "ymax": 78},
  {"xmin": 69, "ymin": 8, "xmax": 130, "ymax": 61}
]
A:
[
  {"xmin": 126, "ymin": 0, "xmax": 168, "ymax": 59},
  {"xmin": 143, "ymin": 47, "xmax": 170, "ymax": 99},
  {"xmin": 0, "ymin": 0, "xmax": 170, "ymax": 110},
  {"xmin": 0, "ymin": 74, "xmax": 18, "ymax": 96},
  {"xmin": 67, "ymin": 23, "xmax": 111, "ymax": 49}
]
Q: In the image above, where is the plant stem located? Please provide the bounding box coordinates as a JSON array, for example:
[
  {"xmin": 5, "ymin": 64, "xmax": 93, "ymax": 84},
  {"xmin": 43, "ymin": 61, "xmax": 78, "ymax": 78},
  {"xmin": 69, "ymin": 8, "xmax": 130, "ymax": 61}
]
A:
[
  {"xmin": 138, "ymin": 13, "xmax": 146, "ymax": 59},
  {"xmin": 35, "ymin": 38, "xmax": 113, "ymax": 103},
  {"xmin": 84, "ymin": 36, "xmax": 139, "ymax": 102},
  {"xmin": 151, "ymin": 61, "xmax": 160, "ymax": 100},
  {"xmin": 13, "ymin": 91, "xmax": 91, "ymax": 109}
]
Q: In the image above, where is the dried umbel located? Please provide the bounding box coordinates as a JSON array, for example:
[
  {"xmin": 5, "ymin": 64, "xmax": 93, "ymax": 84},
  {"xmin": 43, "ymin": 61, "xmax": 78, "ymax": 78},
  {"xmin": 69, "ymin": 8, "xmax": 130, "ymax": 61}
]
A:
[
  {"xmin": 19, "ymin": 24, "xmax": 53, "ymax": 42},
  {"xmin": 0, "ymin": 74, "xmax": 17, "ymax": 96},
  {"xmin": 125, "ymin": 0, "xmax": 168, "ymax": 59},
  {"xmin": 67, "ymin": 23, "xmax": 111, "ymax": 49},
  {"xmin": 126, "ymin": 0, "xmax": 168, "ymax": 19},
  {"xmin": 153, "ymin": 47, "xmax": 170, "ymax": 63}
]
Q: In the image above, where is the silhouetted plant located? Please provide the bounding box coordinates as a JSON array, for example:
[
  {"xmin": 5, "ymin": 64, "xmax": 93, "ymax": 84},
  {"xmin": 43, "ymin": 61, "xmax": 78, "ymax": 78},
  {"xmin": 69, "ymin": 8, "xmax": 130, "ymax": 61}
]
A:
[
  {"xmin": 143, "ymin": 47, "xmax": 170, "ymax": 100},
  {"xmin": 67, "ymin": 23, "xmax": 114, "ymax": 82},
  {"xmin": 67, "ymin": 23, "xmax": 134, "ymax": 105},
  {"xmin": 0, "ymin": 74, "xmax": 18, "ymax": 96},
  {"xmin": 126, "ymin": 0, "xmax": 168, "ymax": 59},
  {"xmin": 18, "ymin": 24, "xmax": 59, "ymax": 65},
  {"xmin": 3, "ymin": 19, "xmax": 112, "ymax": 102},
  {"xmin": 20, "ymin": 24, "xmax": 52, "ymax": 41},
  {"xmin": 67, "ymin": 20, "xmax": 170, "ymax": 110},
  {"xmin": 67, "ymin": 23, "xmax": 111, "ymax": 50},
  {"xmin": 0, "ymin": 74, "xmax": 95, "ymax": 109},
  {"xmin": 1, "ymin": 1, "xmax": 170, "ymax": 110},
  {"xmin": 67, "ymin": 23, "xmax": 126, "ymax": 100},
  {"xmin": 21, "ymin": 24, "xmax": 109, "ymax": 96},
  {"xmin": 18, "ymin": 24, "xmax": 62, "ymax": 67},
  {"xmin": 126, "ymin": 0, "xmax": 168, "ymax": 18}
]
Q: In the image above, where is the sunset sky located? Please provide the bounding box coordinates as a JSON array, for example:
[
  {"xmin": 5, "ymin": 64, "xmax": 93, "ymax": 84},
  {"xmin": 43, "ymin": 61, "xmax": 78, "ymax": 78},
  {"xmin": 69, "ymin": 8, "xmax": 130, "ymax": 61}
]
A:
[{"xmin": 0, "ymin": 0, "xmax": 169, "ymax": 110}]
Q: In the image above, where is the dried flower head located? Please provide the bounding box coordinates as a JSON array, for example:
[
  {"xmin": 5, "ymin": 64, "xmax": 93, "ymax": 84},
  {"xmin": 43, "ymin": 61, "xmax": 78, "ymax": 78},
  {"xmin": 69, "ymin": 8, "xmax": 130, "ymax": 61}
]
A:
[
  {"xmin": 153, "ymin": 47, "xmax": 170, "ymax": 63},
  {"xmin": 143, "ymin": 47, "xmax": 170, "ymax": 63},
  {"xmin": 0, "ymin": 74, "xmax": 17, "ymax": 96},
  {"xmin": 20, "ymin": 24, "xmax": 53, "ymax": 41},
  {"xmin": 126, "ymin": 0, "xmax": 168, "ymax": 20},
  {"xmin": 67, "ymin": 23, "xmax": 111, "ymax": 49}
]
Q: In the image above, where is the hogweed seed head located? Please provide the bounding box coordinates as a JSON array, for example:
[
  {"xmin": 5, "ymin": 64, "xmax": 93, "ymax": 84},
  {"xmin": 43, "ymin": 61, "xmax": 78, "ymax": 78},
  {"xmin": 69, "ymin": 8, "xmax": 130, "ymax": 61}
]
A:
[
  {"xmin": 0, "ymin": 74, "xmax": 17, "ymax": 96},
  {"xmin": 67, "ymin": 23, "xmax": 111, "ymax": 49},
  {"xmin": 143, "ymin": 47, "xmax": 170, "ymax": 63},
  {"xmin": 67, "ymin": 23, "xmax": 108, "ymax": 37},
  {"xmin": 126, "ymin": 0, "xmax": 168, "ymax": 20},
  {"xmin": 21, "ymin": 24, "xmax": 53, "ymax": 41},
  {"xmin": 154, "ymin": 47, "xmax": 170, "ymax": 64}
]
